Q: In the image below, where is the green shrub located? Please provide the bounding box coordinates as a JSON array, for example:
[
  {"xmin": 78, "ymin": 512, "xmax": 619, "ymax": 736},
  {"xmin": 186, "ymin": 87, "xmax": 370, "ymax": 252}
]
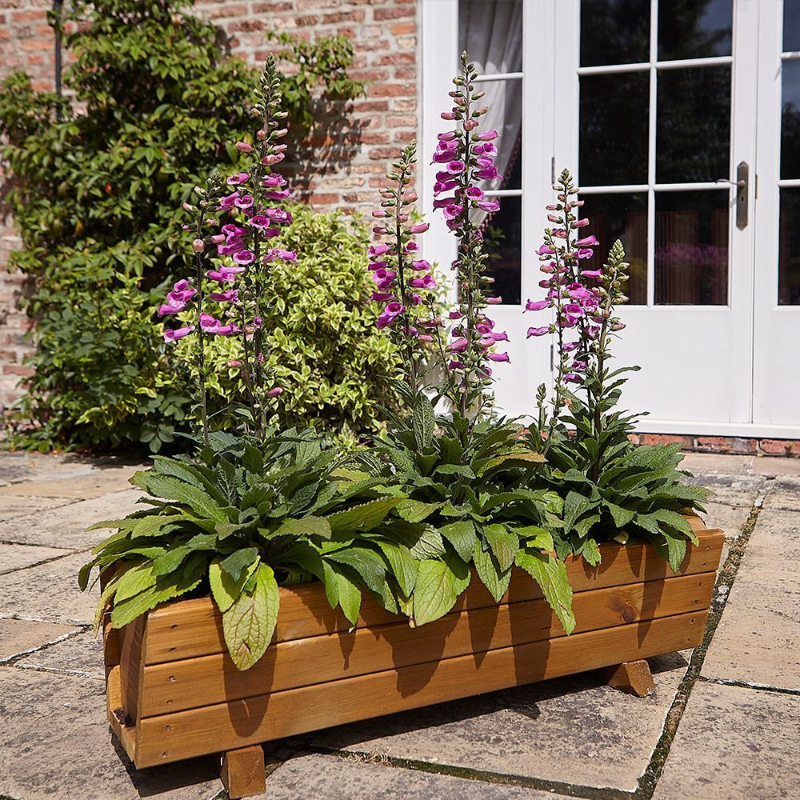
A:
[
  {"xmin": 0, "ymin": 0, "xmax": 364, "ymax": 452},
  {"xmin": 177, "ymin": 205, "xmax": 403, "ymax": 442}
]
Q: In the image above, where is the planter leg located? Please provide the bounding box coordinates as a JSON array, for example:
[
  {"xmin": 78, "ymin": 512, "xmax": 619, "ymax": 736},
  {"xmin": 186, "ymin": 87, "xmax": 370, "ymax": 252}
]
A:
[
  {"xmin": 219, "ymin": 744, "xmax": 266, "ymax": 799},
  {"xmin": 600, "ymin": 659, "xmax": 655, "ymax": 697}
]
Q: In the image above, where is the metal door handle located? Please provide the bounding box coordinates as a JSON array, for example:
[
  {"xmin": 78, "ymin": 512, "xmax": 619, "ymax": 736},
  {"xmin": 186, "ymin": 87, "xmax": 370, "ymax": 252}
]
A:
[{"xmin": 716, "ymin": 162, "xmax": 749, "ymax": 230}]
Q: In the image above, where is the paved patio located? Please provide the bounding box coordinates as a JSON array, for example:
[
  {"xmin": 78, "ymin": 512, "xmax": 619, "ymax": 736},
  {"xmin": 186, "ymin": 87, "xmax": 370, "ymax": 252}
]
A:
[{"xmin": 0, "ymin": 450, "xmax": 797, "ymax": 800}]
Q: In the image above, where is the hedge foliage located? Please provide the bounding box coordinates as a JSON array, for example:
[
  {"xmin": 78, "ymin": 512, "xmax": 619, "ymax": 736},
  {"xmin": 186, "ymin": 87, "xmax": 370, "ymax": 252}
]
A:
[{"xmin": 0, "ymin": 0, "xmax": 390, "ymax": 452}]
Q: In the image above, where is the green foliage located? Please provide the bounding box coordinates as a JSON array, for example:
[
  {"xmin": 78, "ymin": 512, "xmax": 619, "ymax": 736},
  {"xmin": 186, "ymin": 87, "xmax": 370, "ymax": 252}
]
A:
[
  {"xmin": 177, "ymin": 205, "xmax": 403, "ymax": 441},
  {"xmin": 0, "ymin": 0, "xmax": 364, "ymax": 452},
  {"xmin": 354, "ymin": 383, "xmax": 574, "ymax": 631}
]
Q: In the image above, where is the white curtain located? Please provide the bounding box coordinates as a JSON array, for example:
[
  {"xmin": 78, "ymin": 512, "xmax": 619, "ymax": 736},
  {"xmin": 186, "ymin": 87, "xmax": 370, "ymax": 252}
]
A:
[{"xmin": 459, "ymin": 0, "xmax": 523, "ymax": 205}]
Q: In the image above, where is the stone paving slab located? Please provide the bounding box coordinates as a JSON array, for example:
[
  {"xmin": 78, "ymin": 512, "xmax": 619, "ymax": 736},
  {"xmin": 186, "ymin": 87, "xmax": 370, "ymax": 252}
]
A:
[
  {"xmin": 0, "ymin": 496, "xmax": 74, "ymax": 523},
  {"xmin": 684, "ymin": 472, "xmax": 767, "ymax": 507},
  {"xmin": 680, "ymin": 454, "xmax": 754, "ymax": 474},
  {"xmin": 749, "ymin": 456, "xmax": 800, "ymax": 476},
  {"xmin": 312, "ymin": 651, "xmax": 691, "ymax": 793},
  {"xmin": 763, "ymin": 476, "xmax": 800, "ymax": 512},
  {"xmin": 0, "ymin": 618, "xmax": 78, "ymax": 661},
  {"xmin": 0, "ymin": 465, "xmax": 143, "ymax": 500},
  {"xmin": 0, "ymin": 453, "xmax": 110, "ymax": 485},
  {"xmin": 653, "ymin": 681, "xmax": 800, "ymax": 800},
  {"xmin": 0, "ymin": 489, "xmax": 142, "ymax": 549},
  {"xmin": 0, "ymin": 551, "xmax": 98, "ymax": 625},
  {"xmin": 702, "ymin": 509, "xmax": 799, "ymax": 690},
  {"xmin": 0, "ymin": 543, "xmax": 73, "ymax": 574},
  {"xmin": 16, "ymin": 630, "xmax": 104, "ymax": 679},
  {"xmin": 262, "ymin": 754, "xmax": 568, "ymax": 800},
  {"xmin": 696, "ymin": 501, "xmax": 751, "ymax": 539},
  {"xmin": 0, "ymin": 668, "xmax": 223, "ymax": 800}
]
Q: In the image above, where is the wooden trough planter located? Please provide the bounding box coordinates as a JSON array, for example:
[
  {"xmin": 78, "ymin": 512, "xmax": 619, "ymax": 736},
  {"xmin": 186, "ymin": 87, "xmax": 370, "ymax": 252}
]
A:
[{"xmin": 104, "ymin": 517, "xmax": 723, "ymax": 798}]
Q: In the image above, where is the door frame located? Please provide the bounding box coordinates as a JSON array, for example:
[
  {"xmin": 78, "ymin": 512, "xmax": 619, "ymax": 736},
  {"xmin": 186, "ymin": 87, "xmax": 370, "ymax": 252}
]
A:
[{"xmin": 419, "ymin": 0, "xmax": 800, "ymax": 437}]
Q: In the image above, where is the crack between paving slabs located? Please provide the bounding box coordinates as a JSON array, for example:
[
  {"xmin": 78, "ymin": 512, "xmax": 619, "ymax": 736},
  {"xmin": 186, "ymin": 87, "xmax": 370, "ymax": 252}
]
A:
[
  {"xmin": 305, "ymin": 744, "xmax": 633, "ymax": 800},
  {"xmin": 0, "ymin": 624, "xmax": 90, "ymax": 667},
  {"xmin": 635, "ymin": 479, "xmax": 775, "ymax": 800},
  {"xmin": 696, "ymin": 676, "xmax": 800, "ymax": 698}
]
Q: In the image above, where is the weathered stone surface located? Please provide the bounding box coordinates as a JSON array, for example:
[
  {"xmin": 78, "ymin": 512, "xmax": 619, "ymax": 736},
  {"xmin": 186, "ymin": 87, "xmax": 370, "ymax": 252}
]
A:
[
  {"xmin": 0, "ymin": 489, "xmax": 143, "ymax": 549},
  {"xmin": 653, "ymin": 682, "xmax": 800, "ymax": 800},
  {"xmin": 263, "ymin": 754, "xmax": 566, "ymax": 799},
  {"xmin": 312, "ymin": 651, "xmax": 691, "ymax": 793},
  {"xmin": 697, "ymin": 502, "xmax": 751, "ymax": 539},
  {"xmin": 0, "ymin": 496, "xmax": 74, "ymax": 522},
  {"xmin": 0, "ymin": 551, "xmax": 98, "ymax": 625},
  {"xmin": 0, "ymin": 668, "xmax": 223, "ymax": 800},
  {"xmin": 0, "ymin": 453, "xmax": 105, "ymax": 485},
  {"xmin": 0, "ymin": 618, "xmax": 78, "ymax": 660},
  {"xmin": 0, "ymin": 465, "xmax": 143, "ymax": 500},
  {"xmin": 763, "ymin": 477, "xmax": 800, "ymax": 512},
  {"xmin": 750, "ymin": 456, "xmax": 800, "ymax": 476},
  {"xmin": 685, "ymin": 472, "xmax": 766, "ymax": 507},
  {"xmin": 0, "ymin": 543, "xmax": 73, "ymax": 574},
  {"xmin": 702, "ymin": 510, "xmax": 800, "ymax": 690},
  {"xmin": 680, "ymin": 454, "xmax": 753, "ymax": 474},
  {"xmin": 17, "ymin": 631, "xmax": 105, "ymax": 679}
]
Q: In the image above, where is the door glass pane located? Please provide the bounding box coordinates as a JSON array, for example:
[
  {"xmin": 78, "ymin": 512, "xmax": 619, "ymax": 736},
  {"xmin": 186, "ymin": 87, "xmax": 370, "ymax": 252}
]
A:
[
  {"xmin": 782, "ymin": 61, "xmax": 800, "ymax": 180},
  {"xmin": 656, "ymin": 66, "xmax": 731, "ymax": 183},
  {"xmin": 785, "ymin": 0, "xmax": 800, "ymax": 52},
  {"xmin": 459, "ymin": 0, "xmax": 522, "ymax": 74},
  {"xmin": 580, "ymin": 0, "xmax": 650, "ymax": 67},
  {"xmin": 481, "ymin": 195, "xmax": 521, "ymax": 305},
  {"xmin": 657, "ymin": 0, "xmax": 732, "ymax": 61},
  {"xmin": 580, "ymin": 72, "xmax": 649, "ymax": 185},
  {"xmin": 779, "ymin": 189, "xmax": 800, "ymax": 305},
  {"xmin": 655, "ymin": 190, "xmax": 729, "ymax": 305},
  {"xmin": 580, "ymin": 192, "xmax": 648, "ymax": 304}
]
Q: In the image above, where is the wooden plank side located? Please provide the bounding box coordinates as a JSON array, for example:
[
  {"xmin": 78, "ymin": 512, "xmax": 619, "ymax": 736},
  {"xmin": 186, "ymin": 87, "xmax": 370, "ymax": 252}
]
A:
[
  {"xmin": 134, "ymin": 610, "xmax": 707, "ymax": 767},
  {"xmin": 119, "ymin": 616, "xmax": 146, "ymax": 722},
  {"xmin": 143, "ymin": 529, "xmax": 724, "ymax": 665},
  {"xmin": 139, "ymin": 572, "xmax": 716, "ymax": 717},
  {"xmin": 106, "ymin": 665, "xmax": 138, "ymax": 764}
]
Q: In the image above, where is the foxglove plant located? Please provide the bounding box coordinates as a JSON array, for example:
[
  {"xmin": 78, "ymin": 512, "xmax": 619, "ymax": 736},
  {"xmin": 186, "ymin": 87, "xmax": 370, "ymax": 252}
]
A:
[
  {"xmin": 433, "ymin": 52, "xmax": 509, "ymax": 416},
  {"xmin": 524, "ymin": 169, "xmax": 708, "ymax": 569},
  {"xmin": 159, "ymin": 56, "xmax": 296, "ymax": 442},
  {"xmin": 369, "ymin": 142, "xmax": 443, "ymax": 393}
]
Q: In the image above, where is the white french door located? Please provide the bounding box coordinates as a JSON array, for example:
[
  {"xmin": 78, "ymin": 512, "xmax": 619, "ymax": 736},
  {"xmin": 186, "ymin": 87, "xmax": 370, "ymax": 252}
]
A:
[{"xmin": 421, "ymin": 0, "xmax": 800, "ymax": 436}]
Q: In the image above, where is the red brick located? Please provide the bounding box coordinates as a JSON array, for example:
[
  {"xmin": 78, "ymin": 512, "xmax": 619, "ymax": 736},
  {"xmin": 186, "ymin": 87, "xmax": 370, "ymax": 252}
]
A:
[
  {"xmin": 369, "ymin": 83, "xmax": 411, "ymax": 97},
  {"xmin": 639, "ymin": 433, "xmax": 694, "ymax": 449},
  {"xmin": 696, "ymin": 436, "xmax": 758, "ymax": 455},
  {"xmin": 374, "ymin": 6, "xmax": 414, "ymax": 20},
  {"xmin": 390, "ymin": 21, "xmax": 415, "ymax": 36},
  {"xmin": 759, "ymin": 439, "xmax": 790, "ymax": 455}
]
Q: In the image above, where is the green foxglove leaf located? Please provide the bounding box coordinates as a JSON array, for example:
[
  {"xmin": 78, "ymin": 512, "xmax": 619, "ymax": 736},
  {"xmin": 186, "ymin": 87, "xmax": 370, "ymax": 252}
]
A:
[
  {"xmin": 209, "ymin": 555, "xmax": 260, "ymax": 613},
  {"xmin": 409, "ymin": 526, "xmax": 448, "ymax": 560},
  {"xmin": 482, "ymin": 523, "xmax": 518, "ymax": 571},
  {"xmin": 376, "ymin": 542, "xmax": 417, "ymax": 596},
  {"xmin": 564, "ymin": 491, "xmax": 597, "ymax": 532},
  {"xmin": 412, "ymin": 559, "xmax": 463, "ymax": 626},
  {"xmin": 412, "ymin": 394, "xmax": 435, "ymax": 450},
  {"xmin": 581, "ymin": 538, "xmax": 602, "ymax": 567},
  {"xmin": 326, "ymin": 547, "xmax": 387, "ymax": 594},
  {"xmin": 434, "ymin": 464, "xmax": 476, "ymax": 480},
  {"xmin": 113, "ymin": 562, "xmax": 157, "ymax": 604},
  {"xmin": 515, "ymin": 550, "xmax": 575, "ymax": 634},
  {"xmin": 439, "ymin": 521, "xmax": 477, "ymax": 563},
  {"xmin": 111, "ymin": 554, "xmax": 205, "ymax": 629},
  {"xmin": 220, "ymin": 547, "xmax": 259, "ymax": 581},
  {"xmin": 662, "ymin": 533, "xmax": 688, "ymax": 573},
  {"xmin": 477, "ymin": 451, "xmax": 544, "ymax": 476},
  {"xmin": 473, "ymin": 542, "xmax": 511, "ymax": 603},
  {"xmin": 605, "ymin": 502, "xmax": 636, "ymax": 528},
  {"xmin": 134, "ymin": 473, "xmax": 229, "ymax": 522},
  {"xmin": 396, "ymin": 499, "xmax": 441, "ymax": 524},
  {"xmin": 328, "ymin": 497, "xmax": 403, "ymax": 534},
  {"xmin": 651, "ymin": 508, "xmax": 697, "ymax": 544},
  {"xmin": 514, "ymin": 525, "xmax": 553, "ymax": 554},
  {"xmin": 222, "ymin": 563, "xmax": 280, "ymax": 671},
  {"xmin": 269, "ymin": 516, "xmax": 332, "ymax": 539}
]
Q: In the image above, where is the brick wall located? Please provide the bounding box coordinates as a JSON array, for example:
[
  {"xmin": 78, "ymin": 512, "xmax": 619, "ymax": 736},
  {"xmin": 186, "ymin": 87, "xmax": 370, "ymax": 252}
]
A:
[
  {"xmin": 0, "ymin": 0, "xmax": 419, "ymax": 409},
  {"xmin": 627, "ymin": 433, "xmax": 800, "ymax": 458}
]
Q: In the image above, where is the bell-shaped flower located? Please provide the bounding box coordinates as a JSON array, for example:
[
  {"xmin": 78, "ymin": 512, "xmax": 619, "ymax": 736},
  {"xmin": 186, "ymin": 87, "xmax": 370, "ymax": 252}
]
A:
[{"xmin": 163, "ymin": 325, "xmax": 194, "ymax": 343}]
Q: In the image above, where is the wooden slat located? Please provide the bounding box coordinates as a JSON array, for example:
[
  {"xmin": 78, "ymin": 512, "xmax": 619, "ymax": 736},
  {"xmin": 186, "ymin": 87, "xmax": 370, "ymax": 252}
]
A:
[
  {"xmin": 134, "ymin": 610, "xmax": 707, "ymax": 767},
  {"xmin": 142, "ymin": 528, "xmax": 724, "ymax": 665},
  {"xmin": 139, "ymin": 572, "xmax": 715, "ymax": 717},
  {"xmin": 600, "ymin": 659, "xmax": 656, "ymax": 697},
  {"xmin": 106, "ymin": 665, "xmax": 138, "ymax": 764},
  {"xmin": 119, "ymin": 616, "xmax": 146, "ymax": 722}
]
